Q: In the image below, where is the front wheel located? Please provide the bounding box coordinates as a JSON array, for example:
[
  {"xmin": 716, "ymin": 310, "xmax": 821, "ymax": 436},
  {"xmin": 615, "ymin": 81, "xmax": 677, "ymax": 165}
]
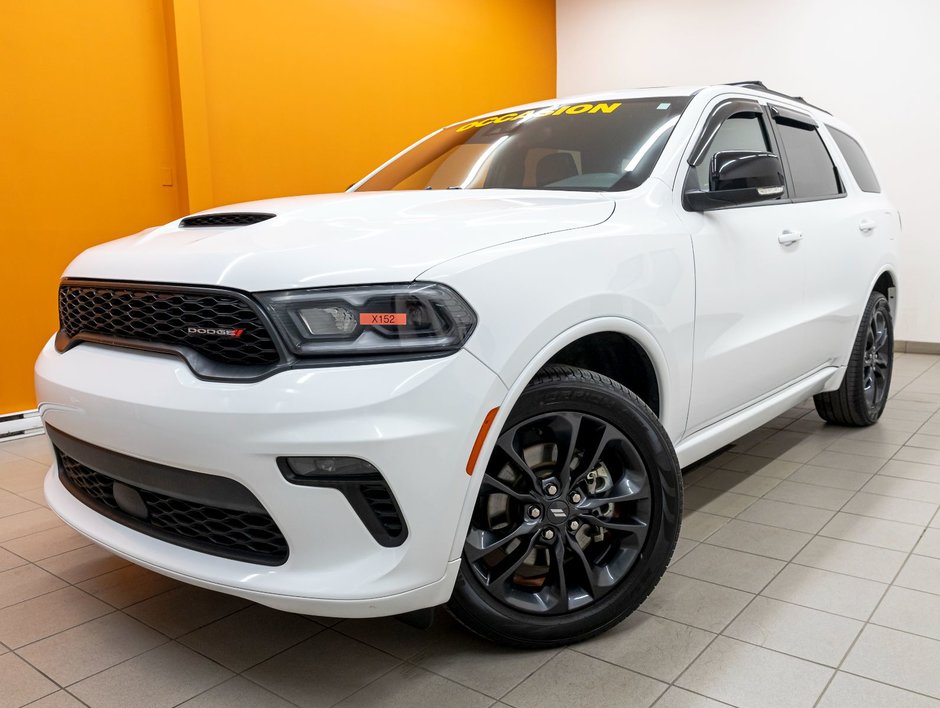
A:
[
  {"xmin": 448, "ymin": 365, "xmax": 681, "ymax": 648},
  {"xmin": 814, "ymin": 291, "xmax": 894, "ymax": 426}
]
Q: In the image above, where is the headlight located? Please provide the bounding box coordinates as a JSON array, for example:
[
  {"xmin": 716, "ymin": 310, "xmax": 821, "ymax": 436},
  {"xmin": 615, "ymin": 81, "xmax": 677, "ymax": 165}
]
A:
[{"xmin": 257, "ymin": 282, "xmax": 476, "ymax": 359}]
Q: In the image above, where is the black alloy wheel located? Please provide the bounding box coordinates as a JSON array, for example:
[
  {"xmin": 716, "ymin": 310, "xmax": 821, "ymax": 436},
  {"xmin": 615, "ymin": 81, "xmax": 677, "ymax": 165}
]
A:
[
  {"xmin": 448, "ymin": 365, "xmax": 681, "ymax": 647},
  {"xmin": 815, "ymin": 291, "xmax": 894, "ymax": 426},
  {"xmin": 464, "ymin": 411, "xmax": 652, "ymax": 615},
  {"xmin": 862, "ymin": 304, "xmax": 891, "ymax": 412}
]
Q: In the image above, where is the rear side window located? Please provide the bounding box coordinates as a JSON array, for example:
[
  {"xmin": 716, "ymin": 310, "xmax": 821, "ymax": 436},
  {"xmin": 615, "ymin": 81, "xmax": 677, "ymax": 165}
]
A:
[
  {"xmin": 774, "ymin": 119, "xmax": 842, "ymax": 200},
  {"xmin": 828, "ymin": 127, "xmax": 881, "ymax": 193}
]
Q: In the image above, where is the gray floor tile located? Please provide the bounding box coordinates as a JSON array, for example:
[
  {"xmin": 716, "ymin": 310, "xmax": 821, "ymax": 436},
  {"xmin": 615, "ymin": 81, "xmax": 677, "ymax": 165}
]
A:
[
  {"xmin": 70, "ymin": 642, "xmax": 232, "ymax": 708},
  {"xmin": 0, "ymin": 507, "xmax": 62, "ymax": 543},
  {"xmin": 18, "ymin": 611, "xmax": 167, "ymax": 685},
  {"xmin": 817, "ymin": 672, "xmax": 940, "ymax": 708},
  {"xmin": 77, "ymin": 563, "xmax": 180, "ymax": 608},
  {"xmin": 872, "ymin": 586, "xmax": 940, "ymax": 641},
  {"xmin": 640, "ymin": 572, "xmax": 752, "ymax": 633},
  {"xmin": 677, "ymin": 636, "xmax": 833, "ymax": 708},
  {"xmin": 0, "ymin": 586, "xmax": 110, "ymax": 648},
  {"xmin": 679, "ymin": 511, "xmax": 729, "ymax": 541},
  {"xmin": 788, "ymin": 464, "xmax": 873, "ymax": 491},
  {"xmin": 895, "ymin": 447, "xmax": 940, "ymax": 466},
  {"xmin": 793, "ymin": 536, "xmax": 906, "ymax": 582},
  {"xmin": 682, "ymin": 486, "xmax": 756, "ymax": 517},
  {"xmin": 915, "ymin": 528, "xmax": 940, "ymax": 559},
  {"xmin": 895, "ymin": 555, "xmax": 940, "ymax": 595},
  {"xmin": 710, "ymin": 453, "xmax": 799, "ymax": 479},
  {"xmin": 879, "ymin": 460, "xmax": 940, "ymax": 483},
  {"xmin": 25, "ymin": 691, "xmax": 88, "ymax": 708},
  {"xmin": 841, "ymin": 492, "xmax": 938, "ymax": 525},
  {"xmin": 843, "ymin": 624, "xmax": 940, "ymax": 699},
  {"xmin": 0, "ymin": 563, "xmax": 67, "ymax": 609},
  {"xmin": 909, "ymin": 433, "xmax": 940, "ymax": 451},
  {"xmin": 696, "ymin": 469, "xmax": 781, "ymax": 497},
  {"xmin": 653, "ymin": 686, "xmax": 729, "ymax": 707},
  {"xmin": 736, "ymin": 498, "xmax": 834, "ymax": 533},
  {"xmin": 705, "ymin": 518, "xmax": 812, "ymax": 561},
  {"xmin": 724, "ymin": 595, "xmax": 862, "ymax": 666},
  {"xmin": 0, "ymin": 525, "xmax": 91, "ymax": 561},
  {"xmin": 0, "ymin": 652, "xmax": 58, "ymax": 707},
  {"xmin": 764, "ymin": 481, "xmax": 855, "ymax": 510},
  {"xmin": 826, "ymin": 438, "xmax": 901, "ymax": 459},
  {"xmin": 503, "ymin": 649, "xmax": 666, "ymax": 708},
  {"xmin": 0, "ymin": 490, "xmax": 39, "ymax": 518},
  {"xmin": 761, "ymin": 564, "xmax": 886, "ymax": 620},
  {"xmin": 0, "ymin": 547, "xmax": 27, "ymax": 573},
  {"xmin": 818, "ymin": 512, "xmax": 923, "ymax": 552},
  {"xmin": 670, "ymin": 543, "xmax": 784, "ymax": 592},
  {"xmin": 807, "ymin": 450, "xmax": 887, "ymax": 474},
  {"xmin": 178, "ymin": 676, "xmax": 298, "ymax": 708},
  {"xmin": 335, "ymin": 611, "xmax": 457, "ymax": 661},
  {"xmin": 37, "ymin": 543, "xmax": 130, "ymax": 583},
  {"xmin": 180, "ymin": 604, "xmax": 323, "ymax": 671},
  {"xmin": 246, "ymin": 630, "xmax": 400, "ymax": 707},
  {"xmin": 339, "ymin": 664, "xmax": 493, "ymax": 708},
  {"xmin": 576, "ymin": 611, "xmax": 714, "ymax": 682},
  {"xmin": 862, "ymin": 476, "xmax": 940, "ymax": 503},
  {"xmin": 125, "ymin": 584, "xmax": 250, "ymax": 638}
]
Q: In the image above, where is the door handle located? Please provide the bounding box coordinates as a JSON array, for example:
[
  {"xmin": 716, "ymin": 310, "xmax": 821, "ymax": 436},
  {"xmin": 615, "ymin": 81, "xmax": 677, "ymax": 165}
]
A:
[
  {"xmin": 859, "ymin": 218, "xmax": 877, "ymax": 234},
  {"xmin": 778, "ymin": 230, "xmax": 803, "ymax": 246}
]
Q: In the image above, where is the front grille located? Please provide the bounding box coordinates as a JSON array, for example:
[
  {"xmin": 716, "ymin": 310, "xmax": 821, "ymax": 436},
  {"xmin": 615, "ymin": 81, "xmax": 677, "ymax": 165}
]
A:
[
  {"xmin": 58, "ymin": 283, "xmax": 280, "ymax": 367},
  {"xmin": 57, "ymin": 449, "xmax": 289, "ymax": 565}
]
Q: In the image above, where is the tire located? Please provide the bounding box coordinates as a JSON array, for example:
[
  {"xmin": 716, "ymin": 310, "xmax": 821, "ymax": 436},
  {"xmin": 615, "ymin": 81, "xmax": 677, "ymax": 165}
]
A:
[
  {"xmin": 448, "ymin": 365, "xmax": 682, "ymax": 648},
  {"xmin": 814, "ymin": 291, "xmax": 893, "ymax": 426}
]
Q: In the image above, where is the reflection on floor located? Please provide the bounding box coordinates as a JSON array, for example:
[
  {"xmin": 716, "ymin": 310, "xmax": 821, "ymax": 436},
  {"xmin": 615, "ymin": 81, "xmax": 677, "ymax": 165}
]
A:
[{"xmin": 2, "ymin": 353, "xmax": 940, "ymax": 707}]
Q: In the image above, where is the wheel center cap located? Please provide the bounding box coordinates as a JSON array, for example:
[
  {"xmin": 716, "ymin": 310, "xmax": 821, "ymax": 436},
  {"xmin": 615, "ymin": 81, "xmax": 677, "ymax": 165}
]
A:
[{"xmin": 546, "ymin": 500, "xmax": 570, "ymax": 523}]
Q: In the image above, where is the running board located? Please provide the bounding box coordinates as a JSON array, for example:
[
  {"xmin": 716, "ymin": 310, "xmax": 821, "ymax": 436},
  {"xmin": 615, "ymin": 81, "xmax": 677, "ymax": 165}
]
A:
[{"xmin": 674, "ymin": 367, "xmax": 840, "ymax": 468}]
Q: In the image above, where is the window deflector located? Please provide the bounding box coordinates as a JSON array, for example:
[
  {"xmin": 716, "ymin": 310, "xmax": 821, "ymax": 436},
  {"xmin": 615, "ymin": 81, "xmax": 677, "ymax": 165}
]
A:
[{"xmin": 687, "ymin": 99, "xmax": 764, "ymax": 167}]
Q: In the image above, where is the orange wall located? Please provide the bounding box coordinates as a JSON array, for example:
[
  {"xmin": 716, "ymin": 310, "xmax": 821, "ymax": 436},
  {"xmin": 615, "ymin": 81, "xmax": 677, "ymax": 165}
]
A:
[{"xmin": 0, "ymin": 0, "xmax": 556, "ymax": 414}]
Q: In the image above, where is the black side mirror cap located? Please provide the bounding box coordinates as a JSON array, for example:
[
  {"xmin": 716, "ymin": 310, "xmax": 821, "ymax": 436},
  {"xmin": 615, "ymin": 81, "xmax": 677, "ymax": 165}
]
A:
[{"xmin": 685, "ymin": 150, "xmax": 785, "ymax": 211}]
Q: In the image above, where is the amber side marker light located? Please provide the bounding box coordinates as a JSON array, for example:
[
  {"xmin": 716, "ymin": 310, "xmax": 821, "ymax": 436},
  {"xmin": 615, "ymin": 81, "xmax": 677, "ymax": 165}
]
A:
[{"xmin": 467, "ymin": 407, "xmax": 500, "ymax": 475}]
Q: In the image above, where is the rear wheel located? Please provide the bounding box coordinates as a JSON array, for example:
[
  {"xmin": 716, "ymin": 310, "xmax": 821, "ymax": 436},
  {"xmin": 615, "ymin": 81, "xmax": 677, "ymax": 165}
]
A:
[
  {"xmin": 448, "ymin": 365, "xmax": 681, "ymax": 647},
  {"xmin": 814, "ymin": 291, "xmax": 893, "ymax": 426}
]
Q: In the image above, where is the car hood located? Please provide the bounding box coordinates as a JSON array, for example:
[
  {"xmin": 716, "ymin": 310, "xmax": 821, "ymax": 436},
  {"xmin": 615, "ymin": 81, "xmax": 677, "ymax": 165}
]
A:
[{"xmin": 65, "ymin": 190, "xmax": 615, "ymax": 291}]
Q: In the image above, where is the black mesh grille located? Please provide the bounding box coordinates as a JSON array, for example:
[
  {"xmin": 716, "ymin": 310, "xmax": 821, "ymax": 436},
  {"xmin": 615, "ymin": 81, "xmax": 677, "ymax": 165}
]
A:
[
  {"xmin": 180, "ymin": 212, "xmax": 275, "ymax": 227},
  {"xmin": 58, "ymin": 284, "xmax": 280, "ymax": 366},
  {"xmin": 57, "ymin": 451, "xmax": 289, "ymax": 564}
]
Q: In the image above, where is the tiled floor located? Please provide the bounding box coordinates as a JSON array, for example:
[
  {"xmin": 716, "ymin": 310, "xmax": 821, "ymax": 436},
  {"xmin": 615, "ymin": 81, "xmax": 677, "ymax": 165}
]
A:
[{"xmin": 3, "ymin": 353, "xmax": 940, "ymax": 707}]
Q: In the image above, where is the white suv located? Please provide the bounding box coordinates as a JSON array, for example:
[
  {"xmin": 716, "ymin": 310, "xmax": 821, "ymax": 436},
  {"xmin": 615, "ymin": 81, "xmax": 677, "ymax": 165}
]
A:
[{"xmin": 36, "ymin": 81, "xmax": 899, "ymax": 647}]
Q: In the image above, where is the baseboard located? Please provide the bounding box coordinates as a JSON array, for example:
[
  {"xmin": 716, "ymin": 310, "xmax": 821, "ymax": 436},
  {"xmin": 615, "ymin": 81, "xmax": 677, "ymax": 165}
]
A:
[
  {"xmin": 0, "ymin": 409, "xmax": 43, "ymax": 440},
  {"xmin": 896, "ymin": 340, "xmax": 940, "ymax": 355}
]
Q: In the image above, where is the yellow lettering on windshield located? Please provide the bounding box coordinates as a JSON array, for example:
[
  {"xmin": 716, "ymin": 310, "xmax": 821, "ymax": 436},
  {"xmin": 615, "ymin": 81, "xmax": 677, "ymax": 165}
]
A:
[{"xmin": 456, "ymin": 102, "xmax": 622, "ymax": 132}]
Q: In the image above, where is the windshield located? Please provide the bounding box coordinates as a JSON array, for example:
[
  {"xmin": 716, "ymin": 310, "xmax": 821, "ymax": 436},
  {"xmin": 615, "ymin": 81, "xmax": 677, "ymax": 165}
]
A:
[{"xmin": 356, "ymin": 97, "xmax": 690, "ymax": 193}]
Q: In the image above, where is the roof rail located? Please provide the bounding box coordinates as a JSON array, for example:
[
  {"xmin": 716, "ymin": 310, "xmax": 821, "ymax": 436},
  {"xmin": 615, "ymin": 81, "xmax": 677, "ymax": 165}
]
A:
[{"xmin": 723, "ymin": 80, "xmax": 831, "ymax": 115}]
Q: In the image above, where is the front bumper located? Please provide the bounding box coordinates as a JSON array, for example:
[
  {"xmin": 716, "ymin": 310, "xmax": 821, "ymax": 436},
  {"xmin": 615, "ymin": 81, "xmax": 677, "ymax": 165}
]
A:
[{"xmin": 35, "ymin": 338, "xmax": 506, "ymax": 616}]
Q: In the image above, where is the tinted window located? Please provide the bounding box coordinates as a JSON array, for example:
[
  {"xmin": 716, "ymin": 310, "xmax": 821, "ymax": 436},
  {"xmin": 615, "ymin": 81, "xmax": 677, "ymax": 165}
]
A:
[
  {"xmin": 356, "ymin": 98, "xmax": 690, "ymax": 192},
  {"xmin": 775, "ymin": 120, "xmax": 842, "ymax": 199},
  {"xmin": 695, "ymin": 112, "xmax": 771, "ymax": 190},
  {"xmin": 828, "ymin": 126, "xmax": 881, "ymax": 193}
]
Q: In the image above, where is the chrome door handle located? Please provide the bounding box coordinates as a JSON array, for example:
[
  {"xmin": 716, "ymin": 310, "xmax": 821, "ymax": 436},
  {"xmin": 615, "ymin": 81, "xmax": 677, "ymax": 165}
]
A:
[
  {"xmin": 859, "ymin": 218, "xmax": 877, "ymax": 234},
  {"xmin": 778, "ymin": 230, "xmax": 803, "ymax": 246}
]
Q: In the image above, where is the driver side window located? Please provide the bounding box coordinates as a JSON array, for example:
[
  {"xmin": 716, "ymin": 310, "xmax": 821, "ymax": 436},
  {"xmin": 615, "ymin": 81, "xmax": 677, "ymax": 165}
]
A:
[{"xmin": 695, "ymin": 113, "xmax": 771, "ymax": 190}]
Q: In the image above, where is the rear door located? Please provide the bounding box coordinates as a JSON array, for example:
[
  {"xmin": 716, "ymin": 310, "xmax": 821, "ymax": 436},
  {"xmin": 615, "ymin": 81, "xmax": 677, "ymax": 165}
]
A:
[{"xmin": 766, "ymin": 106, "xmax": 869, "ymax": 367}]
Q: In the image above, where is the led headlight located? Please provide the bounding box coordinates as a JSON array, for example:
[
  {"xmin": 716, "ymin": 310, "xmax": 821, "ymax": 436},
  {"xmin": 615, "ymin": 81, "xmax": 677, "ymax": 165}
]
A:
[{"xmin": 257, "ymin": 282, "xmax": 476, "ymax": 358}]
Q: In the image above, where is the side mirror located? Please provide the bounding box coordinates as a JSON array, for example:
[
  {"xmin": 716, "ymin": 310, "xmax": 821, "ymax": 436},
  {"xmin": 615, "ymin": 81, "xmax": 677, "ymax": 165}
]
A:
[{"xmin": 685, "ymin": 151, "xmax": 785, "ymax": 211}]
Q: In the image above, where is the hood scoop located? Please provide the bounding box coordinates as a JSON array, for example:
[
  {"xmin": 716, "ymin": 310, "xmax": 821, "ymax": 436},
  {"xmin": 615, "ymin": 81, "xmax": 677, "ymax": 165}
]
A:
[{"xmin": 179, "ymin": 212, "xmax": 275, "ymax": 228}]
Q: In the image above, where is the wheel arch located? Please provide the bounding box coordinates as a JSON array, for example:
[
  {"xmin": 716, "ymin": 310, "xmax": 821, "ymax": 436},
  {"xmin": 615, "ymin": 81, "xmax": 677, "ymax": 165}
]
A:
[
  {"xmin": 450, "ymin": 317, "xmax": 674, "ymax": 560},
  {"xmin": 871, "ymin": 267, "xmax": 899, "ymax": 321}
]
